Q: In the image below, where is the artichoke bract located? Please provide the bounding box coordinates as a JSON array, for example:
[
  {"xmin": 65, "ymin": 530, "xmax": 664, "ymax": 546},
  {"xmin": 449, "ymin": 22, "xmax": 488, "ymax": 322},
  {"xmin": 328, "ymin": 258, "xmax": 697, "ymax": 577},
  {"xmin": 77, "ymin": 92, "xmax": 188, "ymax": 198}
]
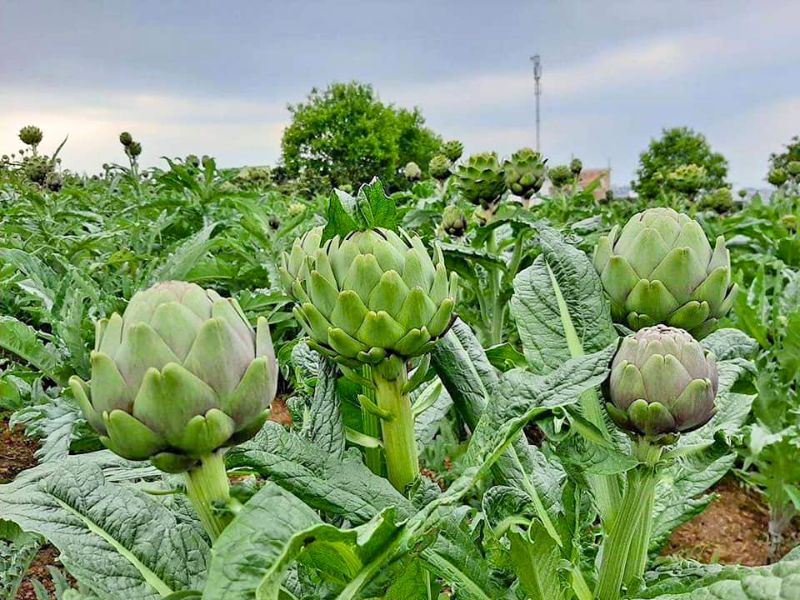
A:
[
  {"xmin": 282, "ymin": 228, "xmax": 457, "ymax": 367},
  {"xmin": 70, "ymin": 281, "xmax": 278, "ymax": 474},
  {"xmin": 593, "ymin": 207, "xmax": 737, "ymax": 338},
  {"xmin": 607, "ymin": 325, "xmax": 718, "ymax": 437}
]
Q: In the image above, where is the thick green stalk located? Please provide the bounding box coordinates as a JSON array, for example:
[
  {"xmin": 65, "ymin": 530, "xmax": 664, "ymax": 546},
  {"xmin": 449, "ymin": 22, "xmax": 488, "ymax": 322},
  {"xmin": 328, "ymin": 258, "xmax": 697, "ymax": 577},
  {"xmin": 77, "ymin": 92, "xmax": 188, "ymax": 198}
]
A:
[
  {"xmin": 361, "ymin": 365, "xmax": 383, "ymax": 476},
  {"xmin": 184, "ymin": 452, "xmax": 231, "ymax": 540},
  {"xmin": 595, "ymin": 440, "xmax": 661, "ymax": 600},
  {"xmin": 622, "ymin": 440, "xmax": 663, "ymax": 585},
  {"xmin": 487, "ymin": 229, "xmax": 505, "ymax": 346},
  {"xmin": 373, "ymin": 360, "xmax": 419, "ymax": 492}
]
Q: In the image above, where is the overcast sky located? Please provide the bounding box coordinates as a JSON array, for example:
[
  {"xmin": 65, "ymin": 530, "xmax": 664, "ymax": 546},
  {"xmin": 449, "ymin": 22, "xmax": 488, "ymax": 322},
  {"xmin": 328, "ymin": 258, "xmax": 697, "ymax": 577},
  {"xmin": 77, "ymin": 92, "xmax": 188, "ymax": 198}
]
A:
[{"xmin": 2, "ymin": 1, "xmax": 799, "ymax": 186}]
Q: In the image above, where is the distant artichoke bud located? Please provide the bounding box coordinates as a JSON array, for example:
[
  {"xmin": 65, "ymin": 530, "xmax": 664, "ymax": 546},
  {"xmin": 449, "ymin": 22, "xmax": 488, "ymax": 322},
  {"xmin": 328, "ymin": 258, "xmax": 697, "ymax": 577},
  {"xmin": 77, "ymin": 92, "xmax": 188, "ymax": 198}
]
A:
[
  {"xmin": 454, "ymin": 152, "xmax": 506, "ymax": 208},
  {"xmin": 737, "ymin": 189, "xmax": 747, "ymax": 199},
  {"xmin": 503, "ymin": 148, "xmax": 546, "ymax": 199},
  {"xmin": 128, "ymin": 141, "xmax": 142, "ymax": 157},
  {"xmin": 201, "ymin": 155, "xmax": 214, "ymax": 170},
  {"xmin": 782, "ymin": 214, "xmax": 797, "ymax": 232},
  {"xmin": 288, "ymin": 201, "xmax": 305, "ymax": 216},
  {"xmin": 570, "ymin": 157, "xmax": 583, "ymax": 177},
  {"xmin": 593, "ymin": 207, "xmax": 737, "ymax": 338},
  {"xmin": 404, "ymin": 161, "xmax": 422, "ymax": 181},
  {"xmin": 119, "ymin": 131, "xmax": 133, "ymax": 147},
  {"xmin": 45, "ymin": 171, "xmax": 62, "ymax": 192},
  {"xmin": 548, "ymin": 165, "xmax": 574, "ymax": 188},
  {"xmin": 607, "ymin": 325, "xmax": 718, "ymax": 437},
  {"xmin": 787, "ymin": 161, "xmax": 800, "ymax": 177},
  {"xmin": 768, "ymin": 168, "xmax": 788, "ymax": 187},
  {"xmin": 186, "ymin": 154, "xmax": 200, "ymax": 168},
  {"xmin": 442, "ymin": 140, "xmax": 464, "ymax": 162},
  {"xmin": 284, "ymin": 228, "xmax": 457, "ymax": 366},
  {"xmin": 68, "ymin": 281, "xmax": 278, "ymax": 473},
  {"xmin": 339, "ymin": 183, "xmax": 353, "ymax": 194},
  {"xmin": 667, "ymin": 164, "xmax": 706, "ymax": 196},
  {"xmin": 269, "ymin": 215, "xmax": 281, "ymax": 230},
  {"xmin": 19, "ymin": 125, "xmax": 43, "ymax": 147},
  {"xmin": 441, "ymin": 205, "xmax": 467, "ymax": 237},
  {"xmin": 429, "ymin": 155, "xmax": 452, "ymax": 182}
]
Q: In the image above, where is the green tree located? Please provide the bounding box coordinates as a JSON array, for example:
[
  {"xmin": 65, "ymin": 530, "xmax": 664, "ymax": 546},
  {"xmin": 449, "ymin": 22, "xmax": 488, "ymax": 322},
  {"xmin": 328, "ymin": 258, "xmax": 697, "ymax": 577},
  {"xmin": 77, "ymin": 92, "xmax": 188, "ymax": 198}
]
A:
[
  {"xmin": 281, "ymin": 82, "xmax": 441, "ymax": 190},
  {"xmin": 633, "ymin": 127, "xmax": 728, "ymax": 199},
  {"xmin": 769, "ymin": 135, "xmax": 800, "ymax": 171}
]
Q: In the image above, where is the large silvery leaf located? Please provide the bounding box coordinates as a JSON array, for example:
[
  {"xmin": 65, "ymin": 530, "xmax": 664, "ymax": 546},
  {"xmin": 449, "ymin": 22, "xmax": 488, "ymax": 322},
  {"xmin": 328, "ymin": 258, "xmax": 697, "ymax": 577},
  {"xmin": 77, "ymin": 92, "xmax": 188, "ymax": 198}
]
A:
[
  {"xmin": 510, "ymin": 227, "xmax": 617, "ymax": 374},
  {"xmin": 204, "ymin": 484, "xmax": 402, "ymax": 600},
  {"xmin": 229, "ymin": 422, "xmax": 414, "ymax": 524},
  {"xmin": 0, "ymin": 458, "xmax": 209, "ymax": 599},
  {"xmin": 633, "ymin": 557, "xmax": 800, "ymax": 599}
]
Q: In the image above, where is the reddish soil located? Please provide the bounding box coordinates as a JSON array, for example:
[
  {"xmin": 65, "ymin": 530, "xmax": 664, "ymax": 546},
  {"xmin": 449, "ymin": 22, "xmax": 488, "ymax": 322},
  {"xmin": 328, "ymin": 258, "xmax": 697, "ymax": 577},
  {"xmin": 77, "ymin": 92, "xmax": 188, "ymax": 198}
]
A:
[
  {"xmin": 15, "ymin": 546, "xmax": 64, "ymax": 600},
  {"xmin": 0, "ymin": 418, "xmax": 38, "ymax": 483},
  {"xmin": 665, "ymin": 477, "xmax": 800, "ymax": 565},
  {"xmin": 269, "ymin": 396, "xmax": 292, "ymax": 427}
]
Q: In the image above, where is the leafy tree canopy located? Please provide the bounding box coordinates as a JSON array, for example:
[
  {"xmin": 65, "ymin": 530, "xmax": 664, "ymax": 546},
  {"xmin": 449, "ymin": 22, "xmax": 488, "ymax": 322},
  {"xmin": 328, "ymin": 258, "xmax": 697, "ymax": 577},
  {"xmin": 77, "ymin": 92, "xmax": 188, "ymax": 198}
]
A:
[
  {"xmin": 633, "ymin": 127, "xmax": 728, "ymax": 199},
  {"xmin": 768, "ymin": 134, "xmax": 800, "ymax": 171},
  {"xmin": 281, "ymin": 81, "xmax": 442, "ymax": 190}
]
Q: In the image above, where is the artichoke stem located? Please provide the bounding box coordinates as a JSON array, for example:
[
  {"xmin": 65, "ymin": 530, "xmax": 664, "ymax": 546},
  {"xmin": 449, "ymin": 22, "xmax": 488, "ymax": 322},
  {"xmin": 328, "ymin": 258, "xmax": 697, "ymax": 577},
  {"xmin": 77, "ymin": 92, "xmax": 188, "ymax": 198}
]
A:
[
  {"xmin": 184, "ymin": 451, "xmax": 231, "ymax": 540},
  {"xmin": 596, "ymin": 440, "xmax": 661, "ymax": 600},
  {"xmin": 373, "ymin": 360, "xmax": 419, "ymax": 492},
  {"xmin": 361, "ymin": 365, "xmax": 384, "ymax": 476}
]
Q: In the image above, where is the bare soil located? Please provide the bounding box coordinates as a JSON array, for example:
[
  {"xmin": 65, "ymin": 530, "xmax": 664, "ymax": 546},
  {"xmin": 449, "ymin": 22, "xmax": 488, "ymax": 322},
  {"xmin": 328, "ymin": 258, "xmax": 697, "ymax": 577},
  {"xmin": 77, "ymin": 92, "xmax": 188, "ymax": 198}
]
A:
[
  {"xmin": 0, "ymin": 418, "xmax": 38, "ymax": 483},
  {"xmin": 665, "ymin": 477, "xmax": 800, "ymax": 565}
]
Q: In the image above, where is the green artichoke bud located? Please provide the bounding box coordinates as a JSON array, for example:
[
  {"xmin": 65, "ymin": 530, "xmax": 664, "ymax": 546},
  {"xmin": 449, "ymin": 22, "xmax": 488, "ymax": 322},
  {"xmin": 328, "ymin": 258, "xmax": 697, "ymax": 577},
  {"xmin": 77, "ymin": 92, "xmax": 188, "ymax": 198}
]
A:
[
  {"xmin": 570, "ymin": 157, "xmax": 583, "ymax": 177},
  {"xmin": 548, "ymin": 165, "xmax": 574, "ymax": 188},
  {"xmin": 607, "ymin": 325, "xmax": 718, "ymax": 437},
  {"xmin": 454, "ymin": 152, "xmax": 506, "ymax": 208},
  {"xmin": 787, "ymin": 161, "xmax": 800, "ymax": 177},
  {"xmin": 69, "ymin": 281, "xmax": 278, "ymax": 473},
  {"xmin": 782, "ymin": 214, "xmax": 797, "ymax": 232},
  {"xmin": 429, "ymin": 155, "xmax": 452, "ymax": 181},
  {"xmin": 697, "ymin": 187, "xmax": 733, "ymax": 214},
  {"xmin": 442, "ymin": 140, "xmax": 464, "ymax": 162},
  {"xmin": 667, "ymin": 164, "xmax": 706, "ymax": 196},
  {"xmin": 186, "ymin": 154, "xmax": 200, "ymax": 168},
  {"xmin": 119, "ymin": 131, "xmax": 133, "ymax": 147},
  {"xmin": 283, "ymin": 228, "xmax": 457, "ymax": 366},
  {"xmin": 404, "ymin": 161, "xmax": 422, "ymax": 181},
  {"xmin": 280, "ymin": 226, "xmax": 324, "ymax": 291},
  {"xmin": 768, "ymin": 168, "xmax": 788, "ymax": 187},
  {"xmin": 128, "ymin": 141, "xmax": 142, "ymax": 158},
  {"xmin": 441, "ymin": 205, "xmax": 467, "ymax": 237},
  {"xmin": 19, "ymin": 125, "xmax": 43, "ymax": 147},
  {"xmin": 503, "ymin": 148, "xmax": 546, "ymax": 199},
  {"xmin": 593, "ymin": 207, "xmax": 737, "ymax": 337}
]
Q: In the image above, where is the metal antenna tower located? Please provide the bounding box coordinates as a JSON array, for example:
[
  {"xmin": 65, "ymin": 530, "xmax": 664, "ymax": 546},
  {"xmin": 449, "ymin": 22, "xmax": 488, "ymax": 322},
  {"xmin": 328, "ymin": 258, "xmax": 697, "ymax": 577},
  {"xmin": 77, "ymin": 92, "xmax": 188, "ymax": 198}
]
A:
[{"xmin": 531, "ymin": 55, "xmax": 542, "ymax": 152}]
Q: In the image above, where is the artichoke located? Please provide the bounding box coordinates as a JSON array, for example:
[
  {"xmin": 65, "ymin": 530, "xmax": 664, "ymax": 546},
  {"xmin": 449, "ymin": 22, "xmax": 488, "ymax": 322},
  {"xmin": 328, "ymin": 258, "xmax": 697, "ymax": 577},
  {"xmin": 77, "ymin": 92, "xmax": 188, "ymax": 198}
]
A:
[
  {"xmin": 455, "ymin": 152, "xmax": 506, "ymax": 209},
  {"xmin": 404, "ymin": 161, "xmax": 422, "ymax": 181},
  {"xmin": 19, "ymin": 125, "xmax": 43, "ymax": 147},
  {"xmin": 69, "ymin": 281, "xmax": 278, "ymax": 473},
  {"xmin": 282, "ymin": 228, "xmax": 457, "ymax": 367},
  {"xmin": 593, "ymin": 207, "xmax": 737, "ymax": 338},
  {"xmin": 787, "ymin": 161, "xmax": 800, "ymax": 177},
  {"xmin": 128, "ymin": 141, "xmax": 142, "ymax": 158},
  {"xmin": 548, "ymin": 165, "xmax": 574, "ymax": 188},
  {"xmin": 442, "ymin": 140, "xmax": 464, "ymax": 162},
  {"xmin": 667, "ymin": 164, "xmax": 706, "ymax": 196},
  {"xmin": 768, "ymin": 168, "xmax": 788, "ymax": 187},
  {"xmin": 607, "ymin": 325, "xmax": 718, "ymax": 437},
  {"xmin": 441, "ymin": 205, "xmax": 467, "ymax": 237},
  {"xmin": 119, "ymin": 131, "xmax": 133, "ymax": 147},
  {"xmin": 570, "ymin": 157, "xmax": 583, "ymax": 177},
  {"xmin": 429, "ymin": 155, "xmax": 452, "ymax": 182},
  {"xmin": 504, "ymin": 148, "xmax": 546, "ymax": 199}
]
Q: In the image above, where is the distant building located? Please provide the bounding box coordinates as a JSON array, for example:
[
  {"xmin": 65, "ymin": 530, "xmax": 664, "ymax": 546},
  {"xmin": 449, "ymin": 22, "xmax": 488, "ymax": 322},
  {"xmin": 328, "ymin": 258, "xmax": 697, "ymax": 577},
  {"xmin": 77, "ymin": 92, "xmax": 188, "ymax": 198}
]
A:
[{"xmin": 579, "ymin": 168, "xmax": 611, "ymax": 201}]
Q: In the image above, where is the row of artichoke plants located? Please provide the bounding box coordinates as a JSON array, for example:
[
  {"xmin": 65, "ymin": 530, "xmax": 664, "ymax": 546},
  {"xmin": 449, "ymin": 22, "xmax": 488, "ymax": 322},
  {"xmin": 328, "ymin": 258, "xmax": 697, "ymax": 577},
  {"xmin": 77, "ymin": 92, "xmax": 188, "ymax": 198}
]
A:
[{"xmin": 3, "ymin": 176, "xmax": 793, "ymax": 600}]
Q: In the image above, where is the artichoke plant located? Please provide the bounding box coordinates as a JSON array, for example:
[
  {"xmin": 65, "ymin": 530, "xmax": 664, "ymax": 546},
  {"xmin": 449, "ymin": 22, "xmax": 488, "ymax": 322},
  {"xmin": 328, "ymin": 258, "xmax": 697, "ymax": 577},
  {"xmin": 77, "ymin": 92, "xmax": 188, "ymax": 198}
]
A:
[
  {"xmin": 569, "ymin": 157, "xmax": 583, "ymax": 177},
  {"xmin": 768, "ymin": 168, "xmax": 788, "ymax": 187},
  {"xmin": 70, "ymin": 280, "xmax": 278, "ymax": 538},
  {"xmin": 454, "ymin": 152, "xmax": 506, "ymax": 211},
  {"xmin": 441, "ymin": 205, "xmax": 467, "ymax": 237},
  {"xmin": 593, "ymin": 207, "xmax": 737, "ymax": 338},
  {"xmin": 607, "ymin": 325, "xmax": 718, "ymax": 437},
  {"xmin": 548, "ymin": 164, "xmax": 574, "ymax": 188},
  {"xmin": 403, "ymin": 161, "xmax": 422, "ymax": 181},
  {"xmin": 442, "ymin": 139, "xmax": 464, "ymax": 162},
  {"xmin": 282, "ymin": 228, "xmax": 456, "ymax": 368},
  {"xmin": 18, "ymin": 125, "xmax": 43, "ymax": 150},
  {"xmin": 282, "ymin": 227, "xmax": 457, "ymax": 491},
  {"xmin": 504, "ymin": 148, "xmax": 546, "ymax": 199}
]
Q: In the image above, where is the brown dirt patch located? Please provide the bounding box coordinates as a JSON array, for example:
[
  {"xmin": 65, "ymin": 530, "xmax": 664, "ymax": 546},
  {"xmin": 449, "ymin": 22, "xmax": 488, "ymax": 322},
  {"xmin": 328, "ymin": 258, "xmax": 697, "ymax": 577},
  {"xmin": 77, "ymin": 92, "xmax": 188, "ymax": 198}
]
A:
[
  {"xmin": 269, "ymin": 396, "xmax": 292, "ymax": 427},
  {"xmin": 15, "ymin": 546, "xmax": 64, "ymax": 600},
  {"xmin": 665, "ymin": 477, "xmax": 800, "ymax": 565},
  {"xmin": 0, "ymin": 418, "xmax": 38, "ymax": 483}
]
